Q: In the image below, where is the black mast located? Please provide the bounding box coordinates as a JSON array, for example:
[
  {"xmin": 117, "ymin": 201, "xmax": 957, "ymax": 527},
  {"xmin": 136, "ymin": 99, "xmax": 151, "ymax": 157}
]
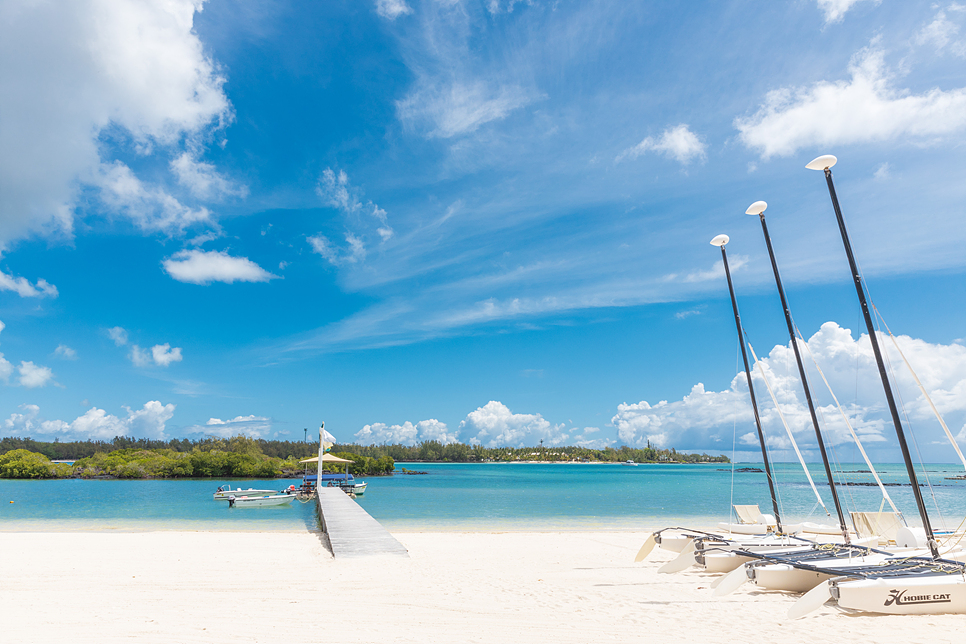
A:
[
  {"xmin": 808, "ymin": 155, "xmax": 939, "ymax": 558},
  {"xmin": 749, "ymin": 202, "xmax": 849, "ymax": 543},
  {"xmin": 713, "ymin": 234, "xmax": 783, "ymax": 533}
]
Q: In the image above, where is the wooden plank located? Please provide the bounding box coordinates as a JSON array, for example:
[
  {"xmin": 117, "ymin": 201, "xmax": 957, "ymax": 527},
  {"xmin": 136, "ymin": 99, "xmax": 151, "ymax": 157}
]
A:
[{"xmin": 316, "ymin": 488, "xmax": 409, "ymax": 558}]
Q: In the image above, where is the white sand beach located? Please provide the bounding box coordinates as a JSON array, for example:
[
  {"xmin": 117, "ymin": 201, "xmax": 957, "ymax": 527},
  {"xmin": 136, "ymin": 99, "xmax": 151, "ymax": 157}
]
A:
[{"xmin": 1, "ymin": 530, "xmax": 961, "ymax": 643}]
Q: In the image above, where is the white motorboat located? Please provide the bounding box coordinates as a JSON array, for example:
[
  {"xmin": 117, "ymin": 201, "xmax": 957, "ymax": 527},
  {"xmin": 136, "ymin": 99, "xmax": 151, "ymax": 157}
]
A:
[
  {"xmin": 227, "ymin": 493, "xmax": 297, "ymax": 507},
  {"xmin": 214, "ymin": 486, "xmax": 278, "ymax": 500},
  {"xmin": 621, "ymin": 460, "xmax": 638, "ymax": 467}
]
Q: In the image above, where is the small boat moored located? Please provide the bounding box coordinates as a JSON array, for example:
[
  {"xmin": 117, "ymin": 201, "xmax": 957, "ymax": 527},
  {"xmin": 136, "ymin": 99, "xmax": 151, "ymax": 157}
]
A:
[
  {"xmin": 214, "ymin": 485, "xmax": 278, "ymax": 500},
  {"xmin": 227, "ymin": 493, "xmax": 297, "ymax": 508}
]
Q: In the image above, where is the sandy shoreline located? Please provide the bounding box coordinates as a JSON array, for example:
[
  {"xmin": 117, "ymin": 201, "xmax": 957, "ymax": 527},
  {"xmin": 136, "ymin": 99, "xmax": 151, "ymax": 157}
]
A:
[{"xmin": 2, "ymin": 530, "xmax": 960, "ymax": 643}]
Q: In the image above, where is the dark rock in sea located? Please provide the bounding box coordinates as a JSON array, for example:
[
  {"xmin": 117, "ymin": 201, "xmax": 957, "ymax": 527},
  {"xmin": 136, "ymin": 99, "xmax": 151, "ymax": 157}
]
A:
[{"xmin": 716, "ymin": 467, "xmax": 764, "ymax": 473}]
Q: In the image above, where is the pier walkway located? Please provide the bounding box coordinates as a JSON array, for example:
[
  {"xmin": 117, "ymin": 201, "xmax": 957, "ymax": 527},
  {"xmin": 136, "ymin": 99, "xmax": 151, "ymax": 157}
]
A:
[{"xmin": 316, "ymin": 488, "xmax": 409, "ymax": 558}]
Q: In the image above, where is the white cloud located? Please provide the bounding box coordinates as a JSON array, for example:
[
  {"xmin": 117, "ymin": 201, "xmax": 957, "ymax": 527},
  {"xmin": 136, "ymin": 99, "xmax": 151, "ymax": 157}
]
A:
[
  {"xmin": 151, "ymin": 343, "xmax": 183, "ymax": 367},
  {"xmin": 616, "ymin": 124, "xmax": 707, "ymax": 165},
  {"xmin": 310, "ymin": 168, "xmax": 393, "ymax": 264},
  {"xmin": 375, "ymin": 0, "xmax": 413, "ymax": 21},
  {"xmin": 54, "ymin": 344, "xmax": 78, "ymax": 360},
  {"xmin": 3, "ymin": 401, "xmax": 176, "ymax": 440},
  {"xmin": 612, "ymin": 322, "xmax": 966, "ymax": 457},
  {"xmin": 355, "ymin": 419, "xmax": 458, "ymax": 445},
  {"xmin": 200, "ymin": 415, "xmax": 272, "ymax": 438},
  {"xmin": 162, "ymin": 249, "xmax": 278, "ymax": 285},
  {"xmin": 130, "ymin": 345, "xmax": 152, "ymax": 367},
  {"xmin": 873, "ymin": 162, "xmax": 891, "ymax": 180},
  {"xmin": 0, "ymin": 0, "xmax": 231, "ymax": 248},
  {"xmin": 18, "ymin": 361, "xmax": 54, "ymax": 388},
  {"xmin": 108, "ymin": 326, "xmax": 129, "ymax": 346},
  {"xmin": 170, "ymin": 151, "xmax": 247, "ymax": 200},
  {"xmin": 458, "ymin": 401, "xmax": 569, "ymax": 447},
  {"xmin": 129, "ymin": 343, "xmax": 182, "ymax": 367},
  {"xmin": 816, "ymin": 0, "xmax": 878, "ymax": 24},
  {"xmin": 0, "ymin": 354, "xmax": 12, "ymax": 382},
  {"xmin": 397, "ymin": 81, "xmax": 536, "ymax": 139},
  {"xmin": 736, "ymin": 44, "xmax": 966, "ymax": 158},
  {"xmin": 97, "ymin": 161, "xmax": 213, "ymax": 234},
  {"xmin": 0, "ymin": 271, "xmax": 58, "ymax": 298}
]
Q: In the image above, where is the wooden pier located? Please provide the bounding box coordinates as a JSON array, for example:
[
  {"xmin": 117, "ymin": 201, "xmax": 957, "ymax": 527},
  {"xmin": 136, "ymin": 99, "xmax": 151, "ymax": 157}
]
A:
[{"xmin": 316, "ymin": 488, "xmax": 409, "ymax": 558}]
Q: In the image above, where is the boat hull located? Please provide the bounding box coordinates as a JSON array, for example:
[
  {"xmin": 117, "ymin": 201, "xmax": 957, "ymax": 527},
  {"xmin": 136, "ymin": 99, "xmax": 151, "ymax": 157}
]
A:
[
  {"xmin": 835, "ymin": 576, "xmax": 966, "ymax": 615},
  {"xmin": 228, "ymin": 494, "xmax": 297, "ymax": 507},
  {"xmin": 214, "ymin": 488, "xmax": 277, "ymax": 500}
]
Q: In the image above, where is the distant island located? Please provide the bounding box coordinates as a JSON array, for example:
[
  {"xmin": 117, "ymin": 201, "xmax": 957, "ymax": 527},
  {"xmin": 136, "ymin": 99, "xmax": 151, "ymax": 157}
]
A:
[{"xmin": 0, "ymin": 436, "xmax": 728, "ymax": 480}]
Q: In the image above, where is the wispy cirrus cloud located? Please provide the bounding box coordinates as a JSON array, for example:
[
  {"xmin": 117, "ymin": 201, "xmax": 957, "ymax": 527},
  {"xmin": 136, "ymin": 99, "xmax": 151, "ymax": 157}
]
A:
[{"xmin": 816, "ymin": 0, "xmax": 880, "ymax": 25}]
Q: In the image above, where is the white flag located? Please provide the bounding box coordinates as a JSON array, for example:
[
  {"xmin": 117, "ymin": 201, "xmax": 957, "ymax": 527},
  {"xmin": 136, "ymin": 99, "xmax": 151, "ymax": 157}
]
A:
[{"xmin": 320, "ymin": 424, "xmax": 337, "ymax": 451}]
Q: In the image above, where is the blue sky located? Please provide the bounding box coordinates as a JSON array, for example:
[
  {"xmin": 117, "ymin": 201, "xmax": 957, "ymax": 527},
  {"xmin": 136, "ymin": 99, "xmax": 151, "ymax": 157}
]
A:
[{"xmin": 1, "ymin": 0, "xmax": 965, "ymax": 461}]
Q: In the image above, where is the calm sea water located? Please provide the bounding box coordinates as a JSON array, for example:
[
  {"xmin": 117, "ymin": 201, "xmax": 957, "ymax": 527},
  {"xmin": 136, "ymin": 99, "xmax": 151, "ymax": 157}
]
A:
[{"xmin": 1, "ymin": 462, "xmax": 964, "ymax": 532}]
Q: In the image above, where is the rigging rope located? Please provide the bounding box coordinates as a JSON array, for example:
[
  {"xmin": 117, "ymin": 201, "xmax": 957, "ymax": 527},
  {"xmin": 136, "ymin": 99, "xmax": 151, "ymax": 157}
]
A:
[
  {"xmin": 748, "ymin": 339, "xmax": 829, "ymax": 516},
  {"xmin": 796, "ymin": 322, "xmax": 903, "ymax": 520}
]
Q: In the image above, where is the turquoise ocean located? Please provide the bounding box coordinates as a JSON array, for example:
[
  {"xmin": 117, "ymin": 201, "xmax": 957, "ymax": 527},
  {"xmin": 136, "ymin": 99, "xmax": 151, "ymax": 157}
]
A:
[{"xmin": 2, "ymin": 462, "xmax": 965, "ymax": 532}]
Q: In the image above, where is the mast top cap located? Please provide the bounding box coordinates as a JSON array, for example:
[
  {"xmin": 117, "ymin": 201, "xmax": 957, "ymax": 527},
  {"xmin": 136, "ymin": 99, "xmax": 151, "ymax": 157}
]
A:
[
  {"xmin": 806, "ymin": 155, "xmax": 837, "ymax": 171},
  {"xmin": 710, "ymin": 234, "xmax": 729, "ymax": 247},
  {"xmin": 745, "ymin": 201, "xmax": 767, "ymax": 215}
]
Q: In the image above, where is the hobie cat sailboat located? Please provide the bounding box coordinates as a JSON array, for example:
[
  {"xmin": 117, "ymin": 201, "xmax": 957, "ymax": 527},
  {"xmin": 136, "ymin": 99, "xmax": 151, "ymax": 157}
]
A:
[{"xmin": 784, "ymin": 155, "xmax": 966, "ymax": 617}]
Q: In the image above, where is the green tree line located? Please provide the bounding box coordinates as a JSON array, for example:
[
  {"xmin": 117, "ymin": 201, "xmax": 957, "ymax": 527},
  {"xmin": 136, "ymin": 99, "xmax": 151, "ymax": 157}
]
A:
[
  {"xmin": 0, "ymin": 435, "xmax": 726, "ymax": 479},
  {"xmin": 0, "ymin": 436, "xmax": 393, "ymax": 480}
]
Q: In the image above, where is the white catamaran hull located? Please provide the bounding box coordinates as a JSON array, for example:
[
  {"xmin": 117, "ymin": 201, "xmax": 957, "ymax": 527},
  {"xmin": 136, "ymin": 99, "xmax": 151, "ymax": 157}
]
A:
[{"xmin": 834, "ymin": 576, "xmax": 966, "ymax": 615}]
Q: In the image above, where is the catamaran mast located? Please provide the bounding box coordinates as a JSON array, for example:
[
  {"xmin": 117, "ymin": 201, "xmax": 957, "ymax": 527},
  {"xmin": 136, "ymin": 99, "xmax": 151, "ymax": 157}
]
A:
[
  {"xmin": 711, "ymin": 234, "xmax": 783, "ymax": 533},
  {"xmin": 807, "ymin": 155, "xmax": 939, "ymax": 558},
  {"xmin": 747, "ymin": 201, "xmax": 850, "ymax": 543}
]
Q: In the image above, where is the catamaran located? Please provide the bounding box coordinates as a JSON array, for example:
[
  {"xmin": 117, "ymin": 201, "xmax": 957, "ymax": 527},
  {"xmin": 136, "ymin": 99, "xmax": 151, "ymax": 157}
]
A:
[{"xmin": 779, "ymin": 155, "xmax": 966, "ymax": 616}]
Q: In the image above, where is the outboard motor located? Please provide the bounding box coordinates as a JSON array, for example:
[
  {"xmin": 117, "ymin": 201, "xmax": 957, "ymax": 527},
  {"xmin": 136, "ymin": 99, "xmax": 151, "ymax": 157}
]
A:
[{"xmin": 228, "ymin": 495, "xmax": 236, "ymax": 508}]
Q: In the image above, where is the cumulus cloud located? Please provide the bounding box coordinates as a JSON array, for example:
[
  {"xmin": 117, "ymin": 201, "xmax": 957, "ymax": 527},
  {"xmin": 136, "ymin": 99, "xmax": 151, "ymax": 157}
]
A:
[
  {"xmin": 54, "ymin": 344, "xmax": 78, "ymax": 360},
  {"xmin": 151, "ymin": 343, "xmax": 183, "ymax": 367},
  {"xmin": 0, "ymin": 271, "xmax": 58, "ymax": 298},
  {"xmin": 816, "ymin": 0, "xmax": 878, "ymax": 24},
  {"xmin": 162, "ymin": 249, "xmax": 278, "ymax": 284},
  {"xmin": 458, "ymin": 401, "xmax": 570, "ymax": 447},
  {"xmin": 129, "ymin": 343, "xmax": 183, "ymax": 368},
  {"xmin": 616, "ymin": 124, "xmax": 707, "ymax": 165},
  {"xmin": 108, "ymin": 326, "xmax": 129, "ymax": 346},
  {"xmin": 0, "ymin": 0, "xmax": 232, "ymax": 248},
  {"xmin": 397, "ymin": 81, "xmax": 536, "ymax": 139},
  {"xmin": 375, "ymin": 0, "xmax": 413, "ymax": 20},
  {"xmin": 18, "ymin": 361, "xmax": 55, "ymax": 388},
  {"xmin": 612, "ymin": 322, "xmax": 966, "ymax": 458},
  {"xmin": 2, "ymin": 401, "xmax": 175, "ymax": 440},
  {"xmin": 0, "ymin": 354, "xmax": 12, "ymax": 382},
  {"xmin": 355, "ymin": 419, "xmax": 458, "ymax": 445},
  {"xmin": 200, "ymin": 415, "xmax": 272, "ymax": 438},
  {"xmin": 736, "ymin": 44, "xmax": 966, "ymax": 158}
]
